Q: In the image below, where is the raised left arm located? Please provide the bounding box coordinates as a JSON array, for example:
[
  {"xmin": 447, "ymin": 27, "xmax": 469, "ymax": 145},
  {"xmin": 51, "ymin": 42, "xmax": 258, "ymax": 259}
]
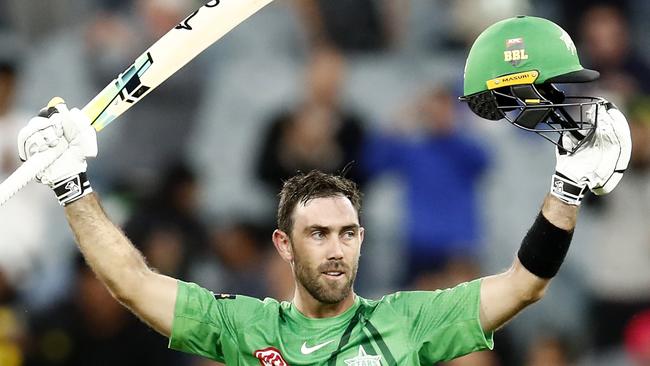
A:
[
  {"xmin": 479, "ymin": 195, "xmax": 576, "ymax": 332},
  {"xmin": 477, "ymin": 101, "xmax": 631, "ymax": 332}
]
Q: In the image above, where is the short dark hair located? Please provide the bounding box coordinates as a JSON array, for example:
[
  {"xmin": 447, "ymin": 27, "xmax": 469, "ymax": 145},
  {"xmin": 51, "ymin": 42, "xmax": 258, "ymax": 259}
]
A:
[{"xmin": 277, "ymin": 170, "xmax": 362, "ymax": 234}]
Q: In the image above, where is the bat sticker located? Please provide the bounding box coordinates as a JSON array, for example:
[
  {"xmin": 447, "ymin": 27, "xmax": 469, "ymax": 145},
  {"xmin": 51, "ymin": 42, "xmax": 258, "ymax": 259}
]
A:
[
  {"xmin": 116, "ymin": 52, "xmax": 154, "ymax": 103},
  {"xmin": 175, "ymin": 0, "xmax": 221, "ymax": 30},
  {"xmin": 0, "ymin": 0, "xmax": 274, "ymax": 206}
]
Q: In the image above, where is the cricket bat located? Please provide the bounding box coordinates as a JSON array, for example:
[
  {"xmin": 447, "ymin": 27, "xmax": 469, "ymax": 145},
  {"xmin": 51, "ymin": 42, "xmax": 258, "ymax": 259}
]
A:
[{"xmin": 0, "ymin": 0, "xmax": 274, "ymax": 206}]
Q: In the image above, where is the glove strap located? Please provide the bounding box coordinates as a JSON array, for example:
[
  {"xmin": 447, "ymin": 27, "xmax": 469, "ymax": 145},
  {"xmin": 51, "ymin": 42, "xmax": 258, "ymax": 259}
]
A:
[
  {"xmin": 52, "ymin": 172, "xmax": 93, "ymax": 206},
  {"xmin": 550, "ymin": 173, "xmax": 587, "ymax": 206}
]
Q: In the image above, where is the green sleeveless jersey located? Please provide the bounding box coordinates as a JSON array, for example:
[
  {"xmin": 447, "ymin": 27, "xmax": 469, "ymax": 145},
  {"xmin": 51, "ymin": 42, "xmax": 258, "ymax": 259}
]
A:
[{"xmin": 169, "ymin": 279, "xmax": 493, "ymax": 365}]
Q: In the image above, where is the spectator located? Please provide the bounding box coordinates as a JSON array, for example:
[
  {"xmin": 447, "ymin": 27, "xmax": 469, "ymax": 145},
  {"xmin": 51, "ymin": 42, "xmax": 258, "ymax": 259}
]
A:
[
  {"xmin": 577, "ymin": 96, "xmax": 650, "ymax": 352},
  {"xmin": 188, "ymin": 220, "xmax": 270, "ymax": 299},
  {"xmin": 524, "ymin": 335, "xmax": 572, "ymax": 366},
  {"xmin": 0, "ymin": 270, "xmax": 28, "ymax": 366},
  {"xmin": 0, "ymin": 51, "xmax": 23, "ymax": 176},
  {"xmin": 624, "ymin": 310, "xmax": 650, "ymax": 366},
  {"xmin": 124, "ymin": 161, "xmax": 210, "ymax": 277},
  {"xmin": 0, "ymin": 39, "xmax": 62, "ymax": 310},
  {"xmin": 577, "ymin": 4, "xmax": 650, "ymax": 104},
  {"xmin": 557, "ymin": 0, "xmax": 625, "ymax": 36},
  {"xmin": 256, "ymin": 46, "xmax": 367, "ymax": 193},
  {"xmin": 362, "ymin": 86, "xmax": 490, "ymax": 288},
  {"xmin": 444, "ymin": 0, "xmax": 531, "ymax": 50},
  {"xmin": 292, "ymin": 0, "xmax": 405, "ymax": 52},
  {"xmin": 0, "ymin": 0, "xmax": 94, "ymax": 43},
  {"xmin": 25, "ymin": 257, "xmax": 184, "ymax": 366}
]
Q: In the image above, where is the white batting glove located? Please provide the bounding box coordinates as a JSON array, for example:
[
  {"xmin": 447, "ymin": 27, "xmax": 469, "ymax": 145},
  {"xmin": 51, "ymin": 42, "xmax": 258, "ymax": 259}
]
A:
[
  {"xmin": 551, "ymin": 102, "xmax": 632, "ymax": 205},
  {"xmin": 17, "ymin": 99, "xmax": 98, "ymax": 205}
]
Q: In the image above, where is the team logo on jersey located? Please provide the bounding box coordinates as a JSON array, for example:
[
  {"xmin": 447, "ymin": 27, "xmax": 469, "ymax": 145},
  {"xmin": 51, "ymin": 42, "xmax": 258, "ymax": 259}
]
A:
[
  {"xmin": 504, "ymin": 37, "xmax": 529, "ymax": 66},
  {"xmin": 343, "ymin": 346, "xmax": 382, "ymax": 366},
  {"xmin": 254, "ymin": 347, "xmax": 289, "ymax": 366}
]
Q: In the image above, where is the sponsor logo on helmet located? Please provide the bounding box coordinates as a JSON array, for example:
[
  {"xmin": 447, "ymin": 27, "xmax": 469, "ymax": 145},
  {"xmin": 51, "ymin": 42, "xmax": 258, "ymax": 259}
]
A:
[
  {"xmin": 486, "ymin": 71, "xmax": 539, "ymax": 90},
  {"xmin": 254, "ymin": 347, "xmax": 289, "ymax": 366},
  {"xmin": 506, "ymin": 37, "xmax": 523, "ymax": 47},
  {"xmin": 504, "ymin": 37, "xmax": 529, "ymax": 66}
]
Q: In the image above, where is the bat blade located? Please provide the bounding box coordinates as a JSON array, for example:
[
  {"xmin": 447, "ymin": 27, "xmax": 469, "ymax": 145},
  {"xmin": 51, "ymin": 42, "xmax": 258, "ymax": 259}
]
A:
[
  {"xmin": 86, "ymin": 0, "xmax": 274, "ymax": 131},
  {"xmin": 0, "ymin": 0, "xmax": 274, "ymax": 207}
]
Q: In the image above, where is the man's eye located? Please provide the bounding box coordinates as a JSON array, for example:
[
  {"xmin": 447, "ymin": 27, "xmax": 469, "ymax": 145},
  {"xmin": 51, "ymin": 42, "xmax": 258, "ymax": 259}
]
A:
[
  {"xmin": 343, "ymin": 231, "xmax": 355, "ymax": 239},
  {"xmin": 312, "ymin": 231, "xmax": 325, "ymax": 239}
]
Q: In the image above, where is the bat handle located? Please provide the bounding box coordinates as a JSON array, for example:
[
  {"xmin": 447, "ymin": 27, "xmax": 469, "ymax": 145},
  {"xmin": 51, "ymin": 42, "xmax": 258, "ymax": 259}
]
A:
[{"xmin": 0, "ymin": 142, "xmax": 68, "ymax": 207}]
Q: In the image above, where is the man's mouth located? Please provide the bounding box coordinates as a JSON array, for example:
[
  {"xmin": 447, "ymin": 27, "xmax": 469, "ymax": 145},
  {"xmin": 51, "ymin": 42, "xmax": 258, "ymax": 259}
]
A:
[{"xmin": 322, "ymin": 271, "xmax": 345, "ymax": 279}]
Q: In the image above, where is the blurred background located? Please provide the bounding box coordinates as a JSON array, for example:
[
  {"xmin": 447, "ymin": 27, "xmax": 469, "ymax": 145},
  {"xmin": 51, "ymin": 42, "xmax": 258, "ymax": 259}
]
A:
[{"xmin": 1, "ymin": 0, "xmax": 650, "ymax": 365}]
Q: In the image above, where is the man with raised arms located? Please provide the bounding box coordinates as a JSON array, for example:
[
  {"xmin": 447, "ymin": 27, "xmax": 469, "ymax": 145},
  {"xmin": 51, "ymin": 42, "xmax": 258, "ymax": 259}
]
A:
[{"xmin": 16, "ymin": 16, "xmax": 631, "ymax": 365}]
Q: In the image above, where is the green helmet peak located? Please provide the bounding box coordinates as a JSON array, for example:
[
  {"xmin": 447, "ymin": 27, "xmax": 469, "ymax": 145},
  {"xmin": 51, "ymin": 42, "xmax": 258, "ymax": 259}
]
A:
[{"xmin": 463, "ymin": 15, "xmax": 598, "ymax": 97}]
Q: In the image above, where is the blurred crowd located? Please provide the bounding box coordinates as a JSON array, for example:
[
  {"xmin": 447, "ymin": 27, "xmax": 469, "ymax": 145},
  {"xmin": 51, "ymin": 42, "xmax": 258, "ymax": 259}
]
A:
[{"xmin": 1, "ymin": 0, "xmax": 650, "ymax": 365}]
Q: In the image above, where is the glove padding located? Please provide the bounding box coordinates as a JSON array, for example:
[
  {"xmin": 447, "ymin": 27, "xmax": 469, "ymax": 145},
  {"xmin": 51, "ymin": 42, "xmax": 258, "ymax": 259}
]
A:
[
  {"xmin": 552, "ymin": 102, "xmax": 631, "ymax": 205},
  {"xmin": 18, "ymin": 101, "xmax": 97, "ymax": 206},
  {"xmin": 18, "ymin": 103, "xmax": 97, "ymax": 186}
]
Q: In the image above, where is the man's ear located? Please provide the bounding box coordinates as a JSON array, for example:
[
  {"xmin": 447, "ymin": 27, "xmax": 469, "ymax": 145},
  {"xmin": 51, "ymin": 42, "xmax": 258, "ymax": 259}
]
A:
[{"xmin": 272, "ymin": 229, "xmax": 293, "ymax": 263}]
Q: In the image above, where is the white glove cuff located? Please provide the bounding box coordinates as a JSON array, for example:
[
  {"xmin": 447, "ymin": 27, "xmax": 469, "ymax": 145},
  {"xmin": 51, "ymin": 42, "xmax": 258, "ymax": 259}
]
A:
[
  {"xmin": 550, "ymin": 173, "xmax": 588, "ymax": 206},
  {"xmin": 52, "ymin": 172, "xmax": 93, "ymax": 206}
]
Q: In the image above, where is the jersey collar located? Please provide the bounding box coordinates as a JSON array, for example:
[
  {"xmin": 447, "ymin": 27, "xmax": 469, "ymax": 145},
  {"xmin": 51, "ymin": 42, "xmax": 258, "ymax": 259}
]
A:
[{"xmin": 287, "ymin": 295, "xmax": 361, "ymax": 329}]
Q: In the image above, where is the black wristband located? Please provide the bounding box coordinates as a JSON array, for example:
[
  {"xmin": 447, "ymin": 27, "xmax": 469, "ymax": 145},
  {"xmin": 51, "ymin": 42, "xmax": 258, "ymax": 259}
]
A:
[
  {"xmin": 517, "ymin": 212, "xmax": 573, "ymax": 278},
  {"xmin": 52, "ymin": 172, "xmax": 93, "ymax": 206}
]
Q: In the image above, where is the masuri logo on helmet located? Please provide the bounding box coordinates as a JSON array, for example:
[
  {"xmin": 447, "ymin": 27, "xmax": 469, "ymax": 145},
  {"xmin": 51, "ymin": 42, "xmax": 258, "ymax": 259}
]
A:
[{"xmin": 461, "ymin": 15, "xmax": 604, "ymax": 154}]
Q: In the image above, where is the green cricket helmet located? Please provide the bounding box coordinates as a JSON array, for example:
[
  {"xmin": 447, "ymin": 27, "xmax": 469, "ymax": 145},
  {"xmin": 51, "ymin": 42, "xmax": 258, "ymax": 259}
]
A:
[{"xmin": 461, "ymin": 15, "xmax": 604, "ymax": 153}]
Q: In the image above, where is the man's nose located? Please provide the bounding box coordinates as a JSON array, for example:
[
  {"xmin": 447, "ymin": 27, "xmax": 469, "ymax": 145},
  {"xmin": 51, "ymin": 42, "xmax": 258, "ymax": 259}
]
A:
[{"xmin": 326, "ymin": 238, "xmax": 345, "ymax": 260}]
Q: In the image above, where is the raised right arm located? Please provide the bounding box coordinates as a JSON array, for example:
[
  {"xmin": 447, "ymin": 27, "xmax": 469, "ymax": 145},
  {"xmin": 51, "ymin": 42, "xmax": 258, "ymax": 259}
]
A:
[
  {"xmin": 65, "ymin": 193, "xmax": 178, "ymax": 337},
  {"xmin": 16, "ymin": 101, "xmax": 179, "ymax": 337}
]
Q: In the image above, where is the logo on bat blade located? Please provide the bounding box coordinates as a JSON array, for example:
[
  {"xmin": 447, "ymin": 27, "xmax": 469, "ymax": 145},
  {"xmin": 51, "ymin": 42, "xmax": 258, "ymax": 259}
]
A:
[
  {"xmin": 116, "ymin": 52, "xmax": 154, "ymax": 104},
  {"xmin": 176, "ymin": 0, "xmax": 221, "ymax": 30}
]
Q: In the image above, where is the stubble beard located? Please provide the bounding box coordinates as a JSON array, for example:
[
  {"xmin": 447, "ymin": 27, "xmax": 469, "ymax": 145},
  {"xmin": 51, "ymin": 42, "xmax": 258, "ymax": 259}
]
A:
[{"xmin": 293, "ymin": 250, "xmax": 358, "ymax": 305}]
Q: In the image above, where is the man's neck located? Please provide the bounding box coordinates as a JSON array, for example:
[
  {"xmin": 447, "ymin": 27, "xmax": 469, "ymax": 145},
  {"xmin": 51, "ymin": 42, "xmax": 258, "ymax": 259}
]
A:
[{"xmin": 292, "ymin": 288, "xmax": 356, "ymax": 319}]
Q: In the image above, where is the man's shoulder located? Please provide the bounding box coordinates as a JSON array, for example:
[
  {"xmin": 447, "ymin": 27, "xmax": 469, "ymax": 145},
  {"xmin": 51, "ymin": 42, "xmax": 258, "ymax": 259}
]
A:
[
  {"xmin": 361, "ymin": 290, "xmax": 431, "ymax": 304},
  {"xmin": 217, "ymin": 293, "xmax": 286, "ymax": 311},
  {"xmin": 362, "ymin": 280, "xmax": 483, "ymax": 309},
  {"xmin": 178, "ymin": 281, "xmax": 287, "ymax": 315},
  {"xmin": 356, "ymin": 292, "xmax": 417, "ymax": 313}
]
